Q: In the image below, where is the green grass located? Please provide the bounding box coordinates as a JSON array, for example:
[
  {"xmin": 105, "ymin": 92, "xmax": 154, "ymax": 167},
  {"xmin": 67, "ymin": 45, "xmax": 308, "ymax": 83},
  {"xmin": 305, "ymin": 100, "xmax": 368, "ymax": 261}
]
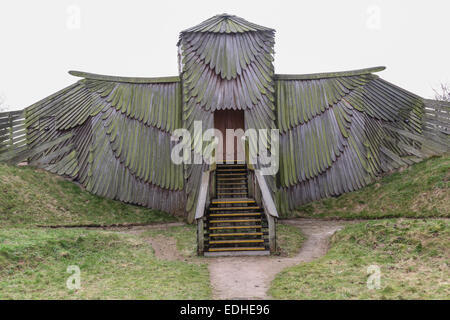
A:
[
  {"xmin": 269, "ymin": 219, "xmax": 450, "ymax": 299},
  {"xmin": 0, "ymin": 228, "xmax": 211, "ymax": 299},
  {"xmin": 294, "ymin": 156, "xmax": 450, "ymax": 219},
  {"xmin": 276, "ymin": 224, "xmax": 306, "ymax": 257},
  {"xmin": 0, "ymin": 223, "xmax": 304, "ymax": 299},
  {"xmin": 0, "ymin": 164, "xmax": 211, "ymax": 299},
  {"xmin": 2, "ymin": 158, "xmax": 447, "ymax": 299},
  {"xmin": 0, "ymin": 163, "xmax": 178, "ymax": 227}
]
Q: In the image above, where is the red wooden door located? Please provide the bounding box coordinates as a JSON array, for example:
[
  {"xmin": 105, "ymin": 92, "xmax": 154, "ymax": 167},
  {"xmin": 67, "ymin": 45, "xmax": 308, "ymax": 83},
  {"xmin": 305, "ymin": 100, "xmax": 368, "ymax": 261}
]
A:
[{"xmin": 214, "ymin": 110, "xmax": 245, "ymax": 162}]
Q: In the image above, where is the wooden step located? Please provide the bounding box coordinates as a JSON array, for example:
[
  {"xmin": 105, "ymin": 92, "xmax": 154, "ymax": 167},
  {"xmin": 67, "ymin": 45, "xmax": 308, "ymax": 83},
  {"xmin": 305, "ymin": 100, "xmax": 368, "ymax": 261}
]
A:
[
  {"xmin": 210, "ymin": 206, "xmax": 260, "ymax": 211},
  {"xmin": 217, "ymin": 163, "xmax": 245, "ymax": 166},
  {"xmin": 209, "ymin": 218, "xmax": 261, "ymax": 224},
  {"xmin": 209, "ymin": 239, "xmax": 264, "ymax": 244},
  {"xmin": 217, "ymin": 171, "xmax": 246, "ymax": 174},
  {"xmin": 204, "ymin": 168, "xmax": 270, "ymax": 254},
  {"xmin": 217, "ymin": 192, "xmax": 248, "ymax": 196},
  {"xmin": 209, "ymin": 232, "xmax": 263, "ymax": 237},
  {"xmin": 216, "ymin": 187, "xmax": 247, "ymax": 190},
  {"xmin": 209, "ymin": 225, "xmax": 262, "ymax": 230},
  {"xmin": 211, "ymin": 199, "xmax": 255, "ymax": 205},
  {"xmin": 216, "ymin": 173, "xmax": 247, "ymax": 176},
  {"xmin": 216, "ymin": 182, "xmax": 247, "ymax": 186},
  {"xmin": 217, "ymin": 161, "xmax": 246, "ymax": 163},
  {"xmin": 207, "ymin": 247, "xmax": 265, "ymax": 252},
  {"xmin": 210, "ymin": 213, "xmax": 261, "ymax": 217}
]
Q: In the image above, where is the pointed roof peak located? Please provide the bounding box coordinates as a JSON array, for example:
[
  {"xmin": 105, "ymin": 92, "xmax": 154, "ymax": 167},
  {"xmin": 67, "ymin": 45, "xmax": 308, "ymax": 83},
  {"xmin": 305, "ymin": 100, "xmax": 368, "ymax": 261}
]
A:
[{"xmin": 181, "ymin": 14, "xmax": 274, "ymax": 34}]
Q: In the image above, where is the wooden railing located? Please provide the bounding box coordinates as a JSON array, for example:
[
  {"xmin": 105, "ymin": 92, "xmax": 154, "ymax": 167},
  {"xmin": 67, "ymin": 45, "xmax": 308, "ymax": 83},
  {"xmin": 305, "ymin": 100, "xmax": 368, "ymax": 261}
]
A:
[
  {"xmin": 0, "ymin": 109, "xmax": 74, "ymax": 165},
  {"xmin": 243, "ymin": 137, "xmax": 279, "ymax": 253},
  {"xmin": 423, "ymin": 99, "xmax": 449, "ymax": 150},
  {"xmin": 195, "ymin": 164, "xmax": 216, "ymax": 255},
  {"xmin": 248, "ymin": 168, "xmax": 278, "ymax": 253},
  {"xmin": 0, "ymin": 110, "xmax": 27, "ymax": 162},
  {"xmin": 383, "ymin": 99, "xmax": 449, "ymax": 158}
]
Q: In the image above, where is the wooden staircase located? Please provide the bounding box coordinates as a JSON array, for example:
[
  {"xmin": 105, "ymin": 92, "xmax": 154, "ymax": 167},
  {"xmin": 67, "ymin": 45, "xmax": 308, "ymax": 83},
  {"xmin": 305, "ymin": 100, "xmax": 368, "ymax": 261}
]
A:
[{"xmin": 203, "ymin": 163, "xmax": 270, "ymax": 256}]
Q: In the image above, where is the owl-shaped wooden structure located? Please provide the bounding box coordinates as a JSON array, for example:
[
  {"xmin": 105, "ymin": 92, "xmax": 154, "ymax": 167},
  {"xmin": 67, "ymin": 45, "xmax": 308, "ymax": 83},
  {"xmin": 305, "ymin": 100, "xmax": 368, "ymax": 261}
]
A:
[{"xmin": 1, "ymin": 14, "xmax": 448, "ymax": 255}]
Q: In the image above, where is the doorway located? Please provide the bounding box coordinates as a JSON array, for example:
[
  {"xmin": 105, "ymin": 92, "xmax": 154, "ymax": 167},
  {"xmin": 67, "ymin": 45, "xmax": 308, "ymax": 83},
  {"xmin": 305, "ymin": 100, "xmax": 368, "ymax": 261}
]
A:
[{"xmin": 214, "ymin": 110, "xmax": 245, "ymax": 163}]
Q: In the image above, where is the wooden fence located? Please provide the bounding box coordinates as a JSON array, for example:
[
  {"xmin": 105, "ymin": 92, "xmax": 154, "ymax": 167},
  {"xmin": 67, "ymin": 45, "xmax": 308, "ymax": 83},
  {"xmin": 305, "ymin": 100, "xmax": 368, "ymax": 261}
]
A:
[
  {"xmin": 0, "ymin": 110, "xmax": 27, "ymax": 162},
  {"xmin": 423, "ymin": 99, "xmax": 450, "ymax": 149}
]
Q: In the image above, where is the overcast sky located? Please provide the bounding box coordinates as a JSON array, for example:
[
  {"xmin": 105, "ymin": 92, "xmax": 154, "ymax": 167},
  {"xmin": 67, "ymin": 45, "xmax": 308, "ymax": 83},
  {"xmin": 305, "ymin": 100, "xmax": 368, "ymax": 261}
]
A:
[{"xmin": 0, "ymin": 0, "xmax": 449, "ymax": 110}]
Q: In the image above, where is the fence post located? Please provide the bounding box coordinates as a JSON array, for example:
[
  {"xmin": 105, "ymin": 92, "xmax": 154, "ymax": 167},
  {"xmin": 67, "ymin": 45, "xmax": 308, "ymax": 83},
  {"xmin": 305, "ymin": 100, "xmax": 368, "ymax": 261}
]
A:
[{"xmin": 8, "ymin": 112, "xmax": 13, "ymax": 149}]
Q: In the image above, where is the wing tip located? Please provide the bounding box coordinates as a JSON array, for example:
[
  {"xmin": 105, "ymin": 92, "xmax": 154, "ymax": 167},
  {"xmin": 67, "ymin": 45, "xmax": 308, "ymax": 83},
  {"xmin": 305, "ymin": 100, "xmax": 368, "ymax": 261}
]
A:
[
  {"xmin": 68, "ymin": 70, "xmax": 180, "ymax": 84},
  {"xmin": 275, "ymin": 66, "xmax": 386, "ymax": 81}
]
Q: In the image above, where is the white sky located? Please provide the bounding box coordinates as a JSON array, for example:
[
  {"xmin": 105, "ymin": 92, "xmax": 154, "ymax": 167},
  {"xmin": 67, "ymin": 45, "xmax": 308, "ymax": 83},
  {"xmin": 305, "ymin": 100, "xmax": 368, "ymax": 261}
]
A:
[{"xmin": 0, "ymin": 0, "xmax": 449, "ymax": 110}]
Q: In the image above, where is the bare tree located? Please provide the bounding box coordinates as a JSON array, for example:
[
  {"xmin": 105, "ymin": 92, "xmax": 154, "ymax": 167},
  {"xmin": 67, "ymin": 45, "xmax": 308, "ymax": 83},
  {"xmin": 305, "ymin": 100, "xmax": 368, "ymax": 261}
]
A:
[{"xmin": 433, "ymin": 83, "xmax": 450, "ymax": 102}]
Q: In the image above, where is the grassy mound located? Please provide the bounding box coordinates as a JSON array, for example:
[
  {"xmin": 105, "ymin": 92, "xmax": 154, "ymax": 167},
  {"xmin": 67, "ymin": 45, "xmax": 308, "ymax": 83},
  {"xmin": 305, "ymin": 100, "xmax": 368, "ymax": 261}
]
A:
[
  {"xmin": 294, "ymin": 156, "xmax": 449, "ymax": 219},
  {"xmin": 269, "ymin": 219, "xmax": 449, "ymax": 299},
  {"xmin": 0, "ymin": 164, "xmax": 210, "ymax": 299},
  {"xmin": 0, "ymin": 164, "xmax": 177, "ymax": 227},
  {"xmin": 0, "ymin": 228, "xmax": 211, "ymax": 299}
]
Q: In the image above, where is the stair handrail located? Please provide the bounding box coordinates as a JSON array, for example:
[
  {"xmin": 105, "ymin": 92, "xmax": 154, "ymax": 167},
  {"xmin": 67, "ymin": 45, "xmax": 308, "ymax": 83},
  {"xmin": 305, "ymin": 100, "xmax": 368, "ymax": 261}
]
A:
[
  {"xmin": 195, "ymin": 156, "xmax": 218, "ymax": 255},
  {"xmin": 250, "ymin": 168, "xmax": 278, "ymax": 253},
  {"xmin": 195, "ymin": 140, "xmax": 220, "ymax": 255},
  {"xmin": 241, "ymin": 136, "xmax": 278, "ymax": 218},
  {"xmin": 195, "ymin": 167, "xmax": 212, "ymax": 256},
  {"xmin": 194, "ymin": 169, "xmax": 211, "ymax": 220},
  {"xmin": 242, "ymin": 137, "xmax": 278, "ymax": 253},
  {"xmin": 195, "ymin": 138, "xmax": 218, "ymax": 220},
  {"xmin": 253, "ymin": 169, "xmax": 279, "ymax": 218}
]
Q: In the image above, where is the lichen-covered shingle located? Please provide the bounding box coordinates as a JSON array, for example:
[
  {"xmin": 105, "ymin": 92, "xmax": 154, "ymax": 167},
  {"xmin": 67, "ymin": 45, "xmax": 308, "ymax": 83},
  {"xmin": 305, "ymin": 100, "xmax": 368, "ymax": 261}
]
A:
[
  {"xmin": 180, "ymin": 14, "xmax": 277, "ymax": 222},
  {"xmin": 275, "ymin": 69, "xmax": 426, "ymax": 214},
  {"xmin": 25, "ymin": 75, "xmax": 185, "ymax": 215}
]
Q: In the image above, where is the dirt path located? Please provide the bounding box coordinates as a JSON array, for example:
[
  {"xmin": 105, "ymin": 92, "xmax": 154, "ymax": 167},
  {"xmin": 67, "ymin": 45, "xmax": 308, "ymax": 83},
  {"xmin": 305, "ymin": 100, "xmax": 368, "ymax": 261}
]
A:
[
  {"xmin": 208, "ymin": 219, "xmax": 345, "ymax": 299},
  {"xmin": 145, "ymin": 235, "xmax": 188, "ymax": 262},
  {"xmin": 117, "ymin": 222, "xmax": 189, "ymax": 262},
  {"xmin": 116, "ymin": 219, "xmax": 345, "ymax": 299},
  {"xmin": 113, "ymin": 222, "xmax": 185, "ymax": 234}
]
